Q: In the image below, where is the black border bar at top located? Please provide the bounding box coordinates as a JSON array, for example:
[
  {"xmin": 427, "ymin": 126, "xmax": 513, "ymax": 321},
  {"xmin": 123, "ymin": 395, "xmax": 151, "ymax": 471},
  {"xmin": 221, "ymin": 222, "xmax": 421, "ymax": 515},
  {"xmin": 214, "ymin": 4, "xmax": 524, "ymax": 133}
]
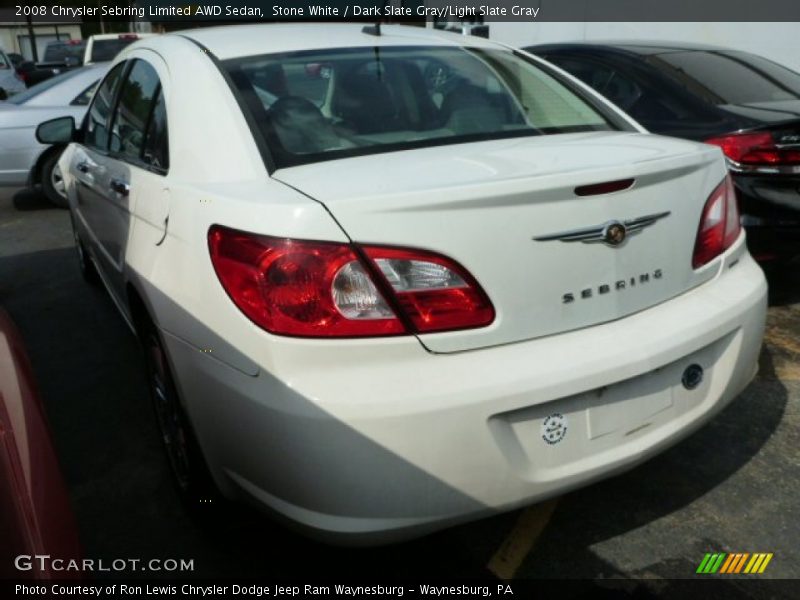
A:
[{"xmin": 3, "ymin": 0, "xmax": 800, "ymax": 23}]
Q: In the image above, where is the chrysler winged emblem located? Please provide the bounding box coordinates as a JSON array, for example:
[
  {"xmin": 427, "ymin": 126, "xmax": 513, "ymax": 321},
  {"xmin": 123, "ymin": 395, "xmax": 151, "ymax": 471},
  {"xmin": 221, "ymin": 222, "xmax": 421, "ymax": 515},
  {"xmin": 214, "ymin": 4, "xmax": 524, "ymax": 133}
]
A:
[{"xmin": 533, "ymin": 212, "xmax": 671, "ymax": 247}]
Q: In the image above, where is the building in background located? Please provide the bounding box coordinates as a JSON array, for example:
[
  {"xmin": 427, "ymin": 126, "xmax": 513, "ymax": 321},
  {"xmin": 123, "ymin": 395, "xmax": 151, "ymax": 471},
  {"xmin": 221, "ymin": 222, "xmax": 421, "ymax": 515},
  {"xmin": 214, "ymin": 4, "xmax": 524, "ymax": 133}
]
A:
[{"xmin": 0, "ymin": 21, "xmax": 82, "ymax": 62}]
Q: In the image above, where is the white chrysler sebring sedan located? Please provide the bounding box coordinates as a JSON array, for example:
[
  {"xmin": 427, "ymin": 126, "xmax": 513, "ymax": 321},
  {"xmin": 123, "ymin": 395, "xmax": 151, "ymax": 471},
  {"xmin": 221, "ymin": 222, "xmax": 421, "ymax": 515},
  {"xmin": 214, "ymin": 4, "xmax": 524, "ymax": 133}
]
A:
[{"xmin": 38, "ymin": 24, "xmax": 767, "ymax": 543}]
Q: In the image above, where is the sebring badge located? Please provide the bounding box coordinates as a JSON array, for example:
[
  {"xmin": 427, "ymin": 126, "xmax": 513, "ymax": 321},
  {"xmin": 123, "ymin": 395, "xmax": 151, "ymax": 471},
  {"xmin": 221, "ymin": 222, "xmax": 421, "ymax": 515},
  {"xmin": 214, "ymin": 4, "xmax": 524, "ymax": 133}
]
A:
[{"xmin": 534, "ymin": 212, "xmax": 671, "ymax": 247}]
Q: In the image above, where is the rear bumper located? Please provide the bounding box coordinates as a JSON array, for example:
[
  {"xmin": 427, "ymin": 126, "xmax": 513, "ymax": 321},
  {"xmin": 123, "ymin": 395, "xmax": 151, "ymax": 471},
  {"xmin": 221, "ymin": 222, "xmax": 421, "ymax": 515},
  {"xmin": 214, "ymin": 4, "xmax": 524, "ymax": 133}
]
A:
[
  {"xmin": 736, "ymin": 173, "xmax": 800, "ymax": 261},
  {"xmin": 163, "ymin": 240, "xmax": 767, "ymax": 544}
]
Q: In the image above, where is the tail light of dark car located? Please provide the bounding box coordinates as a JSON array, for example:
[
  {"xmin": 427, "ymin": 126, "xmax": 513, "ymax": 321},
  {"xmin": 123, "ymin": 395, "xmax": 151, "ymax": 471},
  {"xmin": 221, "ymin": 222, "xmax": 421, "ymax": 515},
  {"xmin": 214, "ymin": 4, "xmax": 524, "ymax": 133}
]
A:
[
  {"xmin": 208, "ymin": 226, "xmax": 494, "ymax": 337},
  {"xmin": 706, "ymin": 132, "xmax": 800, "ymax": 167},
  {"xmin": 693, "ymin": 175, "xmax": 741, "ymax": 269}
]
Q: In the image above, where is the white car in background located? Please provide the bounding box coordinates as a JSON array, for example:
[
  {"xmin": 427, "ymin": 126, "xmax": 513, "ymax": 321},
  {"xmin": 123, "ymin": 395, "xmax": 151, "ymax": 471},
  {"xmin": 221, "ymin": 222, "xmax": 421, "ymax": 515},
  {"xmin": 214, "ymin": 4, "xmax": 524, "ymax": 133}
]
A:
[
  {"xmin": 83, "ymin": 33, "xmax": 153, "ymax": 65},
  {"xmin": 0, "ymin": 48, "xmax": 26, "ymax": 98},
  {"xmin": 40, "ymin": 24, "xmax": 767, "ymax": 544},
  {"xmin": 0, "ymin": 63, "xmax": 108, "ymax": 206}
]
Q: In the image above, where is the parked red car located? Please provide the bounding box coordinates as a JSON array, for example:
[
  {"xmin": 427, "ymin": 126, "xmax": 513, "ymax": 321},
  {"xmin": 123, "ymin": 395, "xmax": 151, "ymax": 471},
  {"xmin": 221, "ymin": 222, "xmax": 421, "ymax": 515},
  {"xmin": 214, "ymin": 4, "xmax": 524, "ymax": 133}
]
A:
[{"xmin": 0, "ymin": 308, "xmax": 81, "ymax": 579}]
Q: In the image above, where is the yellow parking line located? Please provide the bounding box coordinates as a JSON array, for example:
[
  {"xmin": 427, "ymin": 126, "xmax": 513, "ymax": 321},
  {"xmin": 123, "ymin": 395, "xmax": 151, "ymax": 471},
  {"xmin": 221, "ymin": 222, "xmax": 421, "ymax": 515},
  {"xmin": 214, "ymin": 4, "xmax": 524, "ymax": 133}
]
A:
[{"xmin": 487, "ymin": 499, "xmax": 558, "ymax": 579}]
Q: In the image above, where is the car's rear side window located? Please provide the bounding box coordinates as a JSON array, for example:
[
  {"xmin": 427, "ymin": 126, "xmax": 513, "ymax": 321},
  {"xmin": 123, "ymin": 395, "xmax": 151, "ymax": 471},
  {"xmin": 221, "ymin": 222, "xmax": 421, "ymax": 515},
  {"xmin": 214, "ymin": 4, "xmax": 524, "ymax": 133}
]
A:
[
  {"xmin": 223, "ymin": 45, "xmax": 626, "ymax": 169},
  {"xmin": 85, "ymin": 62, "xmax": 126, "ymax": 150},
  {"xmin": 109, "ymin": 60, "xmax": 160, "ymax": 161},
  {"xmin": 92, "ymin": 59, "xmax": 170, "ymax": 174},
  {"xmin": 142, "ymin": 91, "xmax": 169, "ymax": 171}
]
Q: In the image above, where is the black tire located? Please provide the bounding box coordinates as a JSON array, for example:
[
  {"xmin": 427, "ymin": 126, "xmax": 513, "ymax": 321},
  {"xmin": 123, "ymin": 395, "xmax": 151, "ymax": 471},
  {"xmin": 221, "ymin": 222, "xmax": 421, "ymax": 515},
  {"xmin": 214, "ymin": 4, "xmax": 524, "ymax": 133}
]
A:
[
  {"xmin": 70, "ymin": 216, "xmax": 100, "ymax": 285},
  {"xmin": 142, "ymin": 324, "xmax": 220, "ymax": 512},
  {"xmin": 41, "ymin": 149, "xmax": 69, "ymax": 208}
]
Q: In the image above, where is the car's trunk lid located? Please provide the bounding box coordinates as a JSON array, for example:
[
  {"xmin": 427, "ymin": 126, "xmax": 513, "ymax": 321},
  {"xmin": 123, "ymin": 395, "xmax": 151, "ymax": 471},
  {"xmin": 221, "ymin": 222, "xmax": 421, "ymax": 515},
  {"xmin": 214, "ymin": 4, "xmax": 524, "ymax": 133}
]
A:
[{"xmin": 275, "ymin": 131, "xmax": 727, "ymax": 353}]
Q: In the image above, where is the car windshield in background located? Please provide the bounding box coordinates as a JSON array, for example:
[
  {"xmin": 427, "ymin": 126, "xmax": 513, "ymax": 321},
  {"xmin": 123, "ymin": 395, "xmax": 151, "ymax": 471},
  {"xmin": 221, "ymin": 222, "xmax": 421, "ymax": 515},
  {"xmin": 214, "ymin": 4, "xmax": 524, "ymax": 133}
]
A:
[
  {"xmin": 224, "ymin": 46, "xmax": 618, "ymax": 168},
  {"xmin": 43, "ymin": 42, "xmax": 85, "ymax": 63},
  {"xmin": 4, "ymin": 68, "xmax": 83, "ymax": 105},
  {"xmin": 646, "ymin": 50, "xmax": 800, "ymax": 105},
  {"xmin": 91, "ymin": 38, "xmax": 137, "ymax": 62}
]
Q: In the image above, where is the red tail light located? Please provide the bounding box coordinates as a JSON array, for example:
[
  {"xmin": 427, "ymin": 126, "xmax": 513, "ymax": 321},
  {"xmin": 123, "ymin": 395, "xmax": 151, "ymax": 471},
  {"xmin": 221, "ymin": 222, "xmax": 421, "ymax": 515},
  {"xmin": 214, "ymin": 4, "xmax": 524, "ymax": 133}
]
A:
[
  {"xmin": 208, "ymin": 226, "xmax": 494, "ymax": 337},
  {"xmin": 361, "ymin": 246, "xmax": 495, "ymax": 333},
  {"xmin": 705, "ymin": 132, "xmax": 800, "ymax": 166},
  {"xmin": 692, "ymin": 175, "xmax": 741, "ymax": 269}
]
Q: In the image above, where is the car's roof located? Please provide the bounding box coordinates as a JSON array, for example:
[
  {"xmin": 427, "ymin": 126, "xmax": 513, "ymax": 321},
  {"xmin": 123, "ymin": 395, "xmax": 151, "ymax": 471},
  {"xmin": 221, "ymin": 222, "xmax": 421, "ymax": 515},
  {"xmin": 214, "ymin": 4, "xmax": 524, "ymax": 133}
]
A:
[
  {"xmin": 173, "ymin": 23, "xmax": 501, "ymax": 61},
  {"xmin": 68, "ymin": 62, "xmax": 109, "ymax": 76},
  {"xmin": 528, "ymin": 40, "xmax": 736, "ymax": 56},
  {"xmin": 7, "ymin": 62, "xmax": 108, "ymax": 107},
  {"xmin": 89, "ymin": 33, "xmax": 152, "ymax": 41},
  {"xmin": 46, "ymin": 40, "xmax": 85, "ymax": 46}
]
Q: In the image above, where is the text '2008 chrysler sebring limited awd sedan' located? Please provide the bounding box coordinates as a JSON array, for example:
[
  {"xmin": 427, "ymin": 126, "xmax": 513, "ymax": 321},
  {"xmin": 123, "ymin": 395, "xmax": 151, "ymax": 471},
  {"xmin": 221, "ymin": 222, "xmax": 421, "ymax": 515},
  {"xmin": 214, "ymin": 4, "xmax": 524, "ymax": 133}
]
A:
[{"xmin": 37, "ymin": 24, "xmax": 767, "ymax": 544}]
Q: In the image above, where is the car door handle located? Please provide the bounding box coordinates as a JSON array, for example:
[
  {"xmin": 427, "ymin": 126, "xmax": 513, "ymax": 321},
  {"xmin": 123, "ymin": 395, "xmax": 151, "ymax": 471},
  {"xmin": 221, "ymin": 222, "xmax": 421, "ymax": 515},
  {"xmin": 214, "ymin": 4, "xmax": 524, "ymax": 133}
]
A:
[
  {"xmin": 109, "ymin": 179, "xmax": 130, "ymax": 196},
  {"xmin": 76, "ymin": 161, "xmax": 91, "ymax": 173}
]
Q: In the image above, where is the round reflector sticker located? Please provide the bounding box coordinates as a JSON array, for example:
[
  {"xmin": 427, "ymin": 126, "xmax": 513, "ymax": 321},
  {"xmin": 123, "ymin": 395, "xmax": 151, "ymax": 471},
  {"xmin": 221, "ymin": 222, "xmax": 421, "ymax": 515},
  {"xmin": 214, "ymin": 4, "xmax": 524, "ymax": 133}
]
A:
[{"xmin": 541, "ymin": 413, "xmax": 568, "ymax": 445}]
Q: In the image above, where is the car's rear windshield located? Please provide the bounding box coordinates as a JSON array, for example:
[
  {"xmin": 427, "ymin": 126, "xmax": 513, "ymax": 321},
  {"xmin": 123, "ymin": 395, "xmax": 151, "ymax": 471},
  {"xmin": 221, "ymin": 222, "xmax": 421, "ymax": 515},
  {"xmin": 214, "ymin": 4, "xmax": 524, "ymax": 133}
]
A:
[
  {"xmin": 91, "ymin": 38, "xmax": 136, "ymax": 62},
  {"xmin": 43, "ymin": 42, "xmax": 85, "ymax": 63},
  {"xmin": 223, "ymin": 46, "xmax": 622, "ymax": 168},
  {"xmin": 647, "ymin": 50, "xmax": 800, "ymax": 106}
]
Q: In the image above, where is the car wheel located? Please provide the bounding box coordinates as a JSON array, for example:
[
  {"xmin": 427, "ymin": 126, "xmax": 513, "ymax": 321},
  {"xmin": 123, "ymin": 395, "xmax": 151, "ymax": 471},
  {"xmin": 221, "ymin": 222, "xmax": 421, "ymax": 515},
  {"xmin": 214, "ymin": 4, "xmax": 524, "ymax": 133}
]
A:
[
  {"xmin": 41, "ymin": 150, "xmax": 69, "ymax": 208},
  {"xmin": 143, "ymin": 325, "xmax": 220, "ymax": 511}
]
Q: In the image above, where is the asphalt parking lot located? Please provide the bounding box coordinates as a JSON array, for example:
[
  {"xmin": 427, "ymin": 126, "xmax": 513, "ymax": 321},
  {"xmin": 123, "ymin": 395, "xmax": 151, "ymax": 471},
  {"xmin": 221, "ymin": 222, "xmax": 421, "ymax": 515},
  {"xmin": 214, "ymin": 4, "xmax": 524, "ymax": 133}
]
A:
[{"xmin": 1, "ymin": 186, "xmax": 797, "ymax": 595}]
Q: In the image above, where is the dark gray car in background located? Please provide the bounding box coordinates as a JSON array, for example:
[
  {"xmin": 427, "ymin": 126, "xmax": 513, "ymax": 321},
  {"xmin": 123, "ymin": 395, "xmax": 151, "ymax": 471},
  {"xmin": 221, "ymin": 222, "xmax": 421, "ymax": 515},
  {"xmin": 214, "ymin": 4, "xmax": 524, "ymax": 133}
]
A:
[{"xmin": 528, "ymin": 42, "xmax": 800, "ymax": 263}]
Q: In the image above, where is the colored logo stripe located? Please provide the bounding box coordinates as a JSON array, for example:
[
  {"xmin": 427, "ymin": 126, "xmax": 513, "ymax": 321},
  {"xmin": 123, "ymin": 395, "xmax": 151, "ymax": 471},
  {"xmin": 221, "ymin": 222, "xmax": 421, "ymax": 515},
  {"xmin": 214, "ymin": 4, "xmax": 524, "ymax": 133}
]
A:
[
  {"xmin": 720, "ymin": 553, "xmax": 749, "ymax": 573},
  {"xmin": 697, "ymin": 553, "xmax": 726, "ymax": 573},
  {"xmin": 744, "ymin": 553, "xmax": 773, "ymax": 574},
  {"xmin": 698, "ymin": 553, "xmax": 773, "ymax": 574},
  {"xmin": 719, "ymin": 554, "xmax": 736, "ymax": 573}
]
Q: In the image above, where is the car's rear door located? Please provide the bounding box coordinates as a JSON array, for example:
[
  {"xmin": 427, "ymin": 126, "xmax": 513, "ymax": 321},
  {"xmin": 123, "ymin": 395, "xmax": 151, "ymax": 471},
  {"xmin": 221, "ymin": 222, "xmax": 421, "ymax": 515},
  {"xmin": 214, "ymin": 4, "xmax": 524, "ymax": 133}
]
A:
[
  {"xmin": 73, "ymin": 54, "xmax": 170, "ymax": 304},
  {"xmin": 71, "ymin": 60, "xmax": 127, "ymax": 295},
  {"xmin": 103, "ymin": 54, "xmax": 171, "ymax": 293}
]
